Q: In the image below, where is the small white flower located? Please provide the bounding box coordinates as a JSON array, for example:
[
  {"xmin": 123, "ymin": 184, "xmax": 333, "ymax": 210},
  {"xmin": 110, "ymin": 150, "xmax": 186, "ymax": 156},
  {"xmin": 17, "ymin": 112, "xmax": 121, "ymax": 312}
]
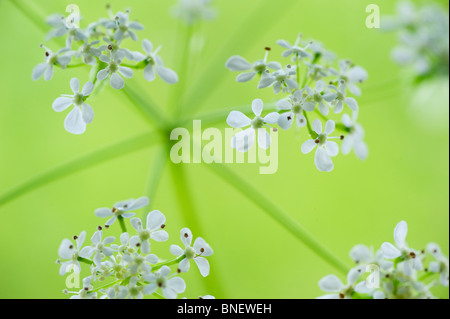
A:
[
  {"xmin": 170, "ymin": 228, "xmax": 213, "ymax": 277},
  {"xmin": 130, "ymin": 210, "xmax": 169, "ymax": 254},
  {"xmin": 95, "ymin": 196, "xmax": 149, "ymax": 226},
  {"xmin": 108, "ymin": 11, "xmax": 144, "ymax": 42},
  {"xmin": 143, "ymin": 265, "xmax": 186, "ymax": 299},
  {"xmin": 276, "ymin": 90, "xmax": 312, "ymax": 130},
  {"xmin": 304, "ymin": 80, "xmax": 335, "ymax": 116},
  {"xmin": 134, "ymin": 39, "xmax": 179, "ymax": 84},
  {"xmin": 381, "ymin": 221, "xmax": 423, "ymax": 276},
  {"xmin": 86, "ymin": 230, "xmax": 115, "ymax": 265},
  {"xmin": 99, "ymin": 37, "xmax": 136, "ymax": 61},
  {"xmin": 52, "ymin": 78, "xmax": 94, "ymax": 134},
  {"xmin": 226, "ymin": 99, "xmax": 279, "ymax": 152},
  {"xmin": 57, "ymin": 231, "xmax": 91, "ymax": 275},
  {"xmin": 122, "ymin": 252, "xmax": 157, "ymax": 275},
  {"xmin": 76, "ymin": 40, "xmax": 104, "ymax": 65},
  {"xmin": 258, "ymin": 65, "xmax": 298, "ymax": 94},
  {"xmin": 276, "ymin": 34, "xmax": 313, "ymax": 60},
  {"xmin": 329, "ymin": 60, "xmax": 368, "ymax": 96},
  {"xmin": 32, "ymin": 45, "xmax": 71, "ymax": 81},
  {"xmin": 301, "ymin": 119, "xmax": 340, "ymax": 172},
  {"xmin": 45, "ymin": 14, "xmax": 87, "ymax": 48},
  {"xmin": 427, "ymin": 243, "xmax": 449, "ymax": 287},
  {"xmin": 317, "ymin": 267, "xmax": 363, "ymax": 299},
  {"xmin": 327, "ymin": 80, "xmax": 359, "ymax": 113},
  {"xmin": 341, "ymin": 112, "xmax": 368, "ymax": 160},
  {"xmin": 172, "ymin": 0, "xmax": 215, "ymax": 25},
  {"xmin": 67, "ymin": 276, "xmax": 97, "ymax": 299},
  {"xmin": 225, "ymin": 49, "xmax": 282, "ymax": 83},
  {"xmin": 97, "ymin": 51, "xmax": 134, "ymax": 89}
]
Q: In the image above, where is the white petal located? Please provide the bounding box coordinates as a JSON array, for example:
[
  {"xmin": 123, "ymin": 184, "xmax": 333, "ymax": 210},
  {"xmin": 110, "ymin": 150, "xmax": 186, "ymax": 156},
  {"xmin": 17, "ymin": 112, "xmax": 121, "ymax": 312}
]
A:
[
  {"xmin": 252, "ymin": 99, "xmax": 264, "ymax": 116},
  {"xmin": 344, "ymin": 97, "xmax": 358, "ymax": 111},
  {"xmin": 52, "ymin": 97, "xmax": 73, "ymax": 112},
  {"xmin": 226, "ymin": 111, "xmax": 251, "ymax": 128},
  {"xmin": 130, "ymin": 217, "xmax": 143, "ymax": 232},
  {"xmin": 95, "ymin": 208, "xmax": 113, "ymax": 218},
  {"xmin": 64, "ymin": 107, "xmax": 86, "ymax": 134},
  {"xmin": 151, "ymin": 230, "xmax": 169, "ymax": 242},
  {"xmin": 231, "ymin": 128, "xmax": 255, "ymax": 152},
  {"xmin": 44, "ymin": 64, "xmax": 54, "ymax": 81},
  {"xmin": 257, "ymin": 128, "xmax": 271, "ymax": 150},
  {"xmin": 155, "ymin": 65, "xmax": 178, "ymax": 84},
  {"xmin": 318, "ymin": 275, "xmax": 344, "ymax": 292},
  {"xmin": 349, "ymin": 244, "xmax": 371, "ymax": 263},
  {"xmin": 70, "ymin": 78, "xmax": 80, "ymax": 93},
  {"xmin": 315, "ymin": 147, "xmax": 334, "ymax": 172},
  {"xmin": 301, "ymin": 139, "xmax": 317, "ymax": 154},
  {"xmin": 180, "ymin": 228, "xmax": 193, "ymax": 247},
  {"xmin": 170, "ymin": 244, "xmax": 184, "ymax": 256},
  {"xmin": 257, "ymin": 76, "xmax": 275, "ymax": 89},
  {"xmin": 302, "ymin": 102, "xmax": 315, "ymax": 112},
  {"xmin": 263, "ymin": 112, "xmax": 280, "ymax": 124},
  {"xmin": 110, "ymin": 72, "xmax": 125, "ymax": 90},
  {"xmin": 225, "ymin": 55, "xmax": 252, "ymax": 71},
  {"xmin": 82, "ymin": 81, "xmax": 94, "ymax": 96},
  {"xmin": 277, "ymin": 112, "xmax": 294, "ymax": 130},
  {"xmin": 91, "ymin": 231, "xmax": 102, "ymax": 245},
  {"xmin": 193, "ymin": 237, "xmax": 213, "ymax": 256},
  {"xmin": 324, "ymin": 120, "xmax": 335, "ymax": 135},
  {"xmin": 146, "ymin": 210, "xmax": 166, "ymax": 230},
  {"xmin": 128, "ymin": 197, "xmax": 149, "ymax": 210},
  {"xmin": 118, "ymin": 67, "xmax": 133, "ymax": 79},
  {"xmin": 194, "ymin": 257, "xmax": 210, "ymax": 277},
  {"xmin": 312, "ymin": 119, "xmax": 322, "ymax": 134},
  {"xmin": 381, "ymin": 242, "xmax": 401, "ymax": 259},
  {"xmin": 81, "ymin": 103, "xmax": 94, "ymax": 124},
  {"xmin": 58, "ymin": 239, "xmax": 74, "ymax": 259},
  {"xmin": 354, "ymin": 139, "xmax": 369, "ymax": 160},
  {"xmin": 277, "ymin": 99, "xmax": 292, "ymax": 110},
  {"xmin": 97, "ymin": 69, "xmax": 109, "ymax": 81},
  {"xmin": 167, "ymin": 277, "xmax": 186, "ymax": 293},
  {"xmin": 325, "ymin": 141, "xmax": 339, "ymax": 157},
  {"xmin": 32, "ymin": 63, "xmax": 48, "ymax": 80},
  {"xmin": 394, "ymin": 221, "xmax": 408, "ymax": 249},
  {"xmin": 143, "ymin": 65, "xmax": 155, "ymax": 81},
  {"xmin": 142, "ymin": 39, "xmax": 153, "ymax": 55},
  {"xmin": 236, "ymin": 71, "xmax": 256, "ymax": 82}
]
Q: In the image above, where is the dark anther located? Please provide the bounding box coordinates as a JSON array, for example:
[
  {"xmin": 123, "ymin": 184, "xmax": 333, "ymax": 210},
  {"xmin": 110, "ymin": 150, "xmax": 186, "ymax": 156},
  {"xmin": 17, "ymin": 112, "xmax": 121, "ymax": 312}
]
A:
[
  {"xmin": 410, "ymin": 252, "xmax": 416, "ymax": 258},
  {"xmin": 98, "ymin": 226, "xmax": 103, "ymax": 231},
  {"xmin": 136, "ymin": 243, "xmax": 140, "ymax": 247},
  {"xmin": 161, "ymin": 224, "xmax": 166, "ymax": 229},
  {"xmin": 200, "ymin": 248, "xmax": 205, "ymax": 253},
  {"xmin": 424, "ymin": 268, "xmax": 428, "ymax": 272},
  {"xmin": 287, "ymin": 116, "xmax": 292, "ymax": 121},
  {"xmin": 158, "ymin": 282, "xmax": 163, "ymax": 287},
  {"xmin": 264, "ymin": 47, "xmax": 271, "ymax": 51},
  {"xmin": 69, "ymin": 245, "xmax": 73, "ymax": 249},
  {"xmin": 315, "ymin": 139, "xmax": 320, "ymax": 144},
  {"xmin": 273, "ymin": 128, "xmax": 278, "ymax": 132},
  {"xmin": 339, "ymin": 293, "xmax": 345, "ymax": 299},
  {"xmin": 184, "ymin": 233, "xmax": 189, "ymax": 238},
  {"xmin": 340, "ymin": 135, "xmax": 344, "ymax": 140},
  {"xmin": 112, "ymin": 207, "xmax": 118, "ymax": 213},
  {"xmin": 385, "ymin": 274, "xmax": 390, "ymax": 278},
  {"xmin": 177, "ymin": 268, "xmax": 181, "ymax": 273},
  {"xmin": 107, "ymin": 44, "xmax": 113, "ymax": 50},
  {"xmin": 84, "ymin": 287, "xmax": 89, "ymax": 291},
  {"xmin": 73, "ymin": 235, "xmax": 78, "ymax": 240},
  {"xmin": 105, "ymin": 225, "xmax": 110, "ymax": 229},
  {"xmin": 45, "ymin": 52, "xmax": 50, "ymax": 57}
]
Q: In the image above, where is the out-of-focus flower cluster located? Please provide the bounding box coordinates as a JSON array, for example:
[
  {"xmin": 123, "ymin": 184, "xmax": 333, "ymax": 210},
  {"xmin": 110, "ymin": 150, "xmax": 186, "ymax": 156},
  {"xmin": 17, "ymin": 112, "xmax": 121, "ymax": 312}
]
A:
[
  {"xmin": 382, "ymin": 1, "xmax": 449, "ymax": 82},
  {"xmin": 33, "ymin": 6, "xmax": 179, "ymax": 134},
  {"xmin": 317, "ymin": 220, "xmax": 449, "ymax": 299},
  {"xmin": 56, "ymin": 196, "xmax": 214, "ymax": 299},
  {"xmin": 225, "ymin": 34, "xmax": 369, "ymax": 172}
]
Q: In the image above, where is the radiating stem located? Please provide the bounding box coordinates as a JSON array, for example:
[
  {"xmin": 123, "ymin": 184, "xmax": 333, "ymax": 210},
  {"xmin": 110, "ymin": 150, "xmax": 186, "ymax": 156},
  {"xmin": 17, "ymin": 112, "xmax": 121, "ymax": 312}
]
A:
[
  {"xmin": 117, "ymin": 215, "xmax": 127, "ymax": 233},
  {"xmin": 152, "ymin": 255, "xmax": 186, "ymax": 271},
  {"xmin": 206, "ymin": 163, "xmax": 350, "ymax": 275}
]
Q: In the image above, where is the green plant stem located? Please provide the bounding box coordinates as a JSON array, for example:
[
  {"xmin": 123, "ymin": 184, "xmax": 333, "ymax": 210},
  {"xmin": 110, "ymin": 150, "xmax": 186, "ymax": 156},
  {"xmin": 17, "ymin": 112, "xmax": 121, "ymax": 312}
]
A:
[
  {"xmin": 152, "ymin": 292, "xmax": 165, "ymax": 299},
  {"xmin": 77, "ymin": 257, "xmax": 93, "ymax": 265},
  {"xmin": 152, "ymin": 255, "xmax": 186, "ymax": 272},
  {"xmin": 117, "ymin": 215, "xmax": 127, "ymax": 233},
  {"xmin": 206, "ymin": 163, "xmax": 350, "ymax": 275},
  {"xmin": 0, "ymin": 131, "xmax": 161, "ymax": 208},
  {"xmin": 303, "ymin": 111, "xmax": 317, "ymax": 138}
]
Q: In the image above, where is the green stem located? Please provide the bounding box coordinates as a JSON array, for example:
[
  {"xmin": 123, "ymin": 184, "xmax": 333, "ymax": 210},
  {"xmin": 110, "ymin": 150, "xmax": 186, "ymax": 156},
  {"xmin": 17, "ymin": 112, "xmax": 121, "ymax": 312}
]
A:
[
  {"xmin": 303, "ymin": 111, "xmax": 317, "ymax": 138},
  {"xmin": 0, "ymin": 131, "xmax": 161, "ymax": 207},
  {"xmin": 152, "ymin": 292, "xmax": 165, "ymax": 299},
  {"xmin": 206, "ymin": 163, "xmax": 350, "ymax": 275},
  {"xmin": 152, "ymin": 255, "xmax": 186, "ymax": 272},
  {"xmin": 117, "ymin": 215, "xmax": 127, "ymax": 233},
  {"xmin": 77, "ymin": 257, "xmax": 93, "ymax": 265},
  {"xmin": 91, "ymin": 279, "xmax": 121, "ymax": 293}
]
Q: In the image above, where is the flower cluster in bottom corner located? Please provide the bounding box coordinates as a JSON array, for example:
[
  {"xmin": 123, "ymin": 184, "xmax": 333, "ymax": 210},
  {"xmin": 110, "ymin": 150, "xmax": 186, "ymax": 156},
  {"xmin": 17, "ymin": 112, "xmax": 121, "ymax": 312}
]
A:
[
  {"xmin": 56, "ymin": 196, "xmax": 214, "ymax": 299},
  {"xmin": 317, "ymin": 220, "xmax": 449, "ymax": 299}
]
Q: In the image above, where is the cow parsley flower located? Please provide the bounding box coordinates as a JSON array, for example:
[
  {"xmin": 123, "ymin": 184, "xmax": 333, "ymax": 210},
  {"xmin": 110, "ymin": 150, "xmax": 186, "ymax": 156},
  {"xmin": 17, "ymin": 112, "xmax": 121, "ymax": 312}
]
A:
[
  {"xmin": 32, "ymin": 45, "xmax": 71, "ymax": 81},
  {"xmin": 130, "ymin": 210, "xmax": 169, "ymax": 254},
  {"xmin": 276, "ymin": 34, "xmax": 313, "ymax": 60},
  {"xmin": 329, "ymin": 60, "xmax": 368, "ymax": 96},
  {"xmin": 57, "ymin": 231, "xmax": 91, "ymax": 275},
  {"xmin": 304, "ymin": 80, "xmax": 335, "ymax": 115},
  {"xmin": 427, "ymin": 243, "xmax": 449, "ymax": 287},
  {"xmin": 381, "ymin": 221, "xmax": 423, "ymax": 276},
  {"xmin": 76, "ymin": 40, "xmax": 104, "ymax": 65},
  {"xmin": 143, "ymin": 266, "xmax": 186, "ymax": 299},
  {"xmin": 227, "ymin": 99, "xmax": 279, "ymax": 152},
  {"xmin": 276, "ymin": 90, "xmax": 312, "ymax": 130},
  {"xmin": 133, "ymin": 39, "xmax": 179, "ymax": 84},
  {"xmin": 95, "ymin": 196, "xmax": 149, "ymax": 226},
  {"xmin": 317, "ymin": 267, "xmax": 363, "ymax": 299},
  {"xmin": 258, "ymin": 65, "xmax": 298, "ymax": 94},
  {"xmin": 170, "ymin": 228, "xmax": 213, "ymax": 277},
  {"xmin": 225, "ymin": 48, "xmax": 282, "ymax": 83},
  {"xmin": 301, "ymin": 119, "xmax": 340, "ymax": 172},
  {"xmin": 326, "ymin": 80, "xmax": 358, "ymax": 113},
  {"xmin": 97, "ymin": 51, "xmax": 134, "ymax": 89},
  {"xmin": 108, "ymin": 11, "xmax": 144, "ymax": 42},
  {"xmin": 52, "ymin": 78, "xmax": 94, "ymax": 134},
  {"xmin": 86, "ymin": 230, "xmax": 116, "ymax": 266}
]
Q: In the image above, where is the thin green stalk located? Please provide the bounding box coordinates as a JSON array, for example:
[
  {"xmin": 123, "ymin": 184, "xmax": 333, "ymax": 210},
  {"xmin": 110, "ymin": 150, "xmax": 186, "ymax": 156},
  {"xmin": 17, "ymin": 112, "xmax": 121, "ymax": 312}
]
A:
[
  {"xmin": 152, "ymin": 255, "xmax": 186, "ymax": 272},
  {"xmin": 0, "ymin": 131, "xmax": 161, "ymax": 208},
  {"xmin": 77, "ymin": 257, "xmax": 93, "ymax": 265},
  {"xmin": 117, "ymin": 216, "xmax": 127, "ymax": 233},
  {"xmin": 303, "ymin": 111, "xmax": 317, "ymax": 138},
  {"xmin": 206, "ymin": 163, "xmax": 350, "ymax": 275}
]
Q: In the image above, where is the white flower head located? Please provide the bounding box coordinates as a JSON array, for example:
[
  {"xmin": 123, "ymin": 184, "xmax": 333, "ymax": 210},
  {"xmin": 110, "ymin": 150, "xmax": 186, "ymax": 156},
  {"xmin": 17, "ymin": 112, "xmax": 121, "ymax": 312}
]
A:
[
  {"xmin": 226, "ymin": 48, "xmax": 282, "ymax": 83},
  {"xmin": 170, "ymin": 228, "xmax": 213, "ymax": 277},
  {"xmin": 317, "ymin": 266, "xmax": 364, "ymax": 299},
  {"xmin": 301, "ymin": 119, "xmax": 340, "ymax": 172},
  {"xmin": 97, "ymin": 51, "xmax": 134, "ymax": 89},
  {"xmin": 57, "ymin": 231, "xmax": 91, "ymax": 275},
  {"xmin": 227, "ymin": 99, "xmax": 279, "ymax": 152},
  {"xmin": 381, "ymin": 221, "xmax": 423, "ymax": 276},
  {"xmin": 134, "ymin": 39, "xmax": 179, "ymax": 84},
  {"xmin": 341, "ymin": 112, "xmax": 368, "ymax": 160},
  {"xmin": 276, "ymin": 90, "xmax": 312, "ymax": 130},
  {"xmin": 258, "ymin": 64, "xmax": 298, "ymax": 94},
  {"xmin": 52, "ymin": 78, "xmax": 94, "ymax": 134},
  {"xmin": 32, "ymin": 45, "xmax": 71, "ymax": 81},
  {"xmin": 85, "ymin": 230, "xmax": 115, "ymax": 266},
  {"xmin": 95, "ymin": 196, "xmax": 149, "ymax": 226},
  {"xmin": 108, "ymin": 11, "xmax": 144, "ymax": 42},
  {"xmin": 172, "ymin": 0, "xmax": 215, "ymax": 25},
  {"xmin": 329, "ymin": 60, "xmax": 368, "ymax": 96},
  {"xmin": 276, "ymin": 34, "xmax": 313, "ymax": 60},
  {"xmin": 304, "ymin": 80, "xmax": 335, "ymax": 116},
  {"xmin": 129, "ymin": 210, "xmax": 169, "ymax": 254},
  {"xmin": 143, "ymin": 266, "xmax": 186, "ymax": 299},
  {"xmin": 76, "ymin": 40, "xmax": 104, "ymax": 65},
  {"xmin": 327, "ymin": 80, "xmax": 359, "ymax": 114}
]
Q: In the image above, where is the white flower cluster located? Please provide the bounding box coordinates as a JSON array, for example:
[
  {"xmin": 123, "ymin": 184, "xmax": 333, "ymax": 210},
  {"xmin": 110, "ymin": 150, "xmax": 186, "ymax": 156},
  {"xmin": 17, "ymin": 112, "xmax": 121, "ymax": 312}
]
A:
[
  {"xmin": 33, "ymin": 7, "xmax": 179, "ymax": 134},
  {"xmin": 317, "ymin": 220, "xmax": 449, "ymax": 299},
  {"xmin": 56, "ymin": 196, "xmax": 214, "ymax": 299},
  {"xmin": 171, "ymin": 0, "xmax": 215, "ymax": 25},
  {"xmin": 225, "ymin": 34, "xmax": 369, "ymax": 172},
  {"xmin": 382, "ymin": 1, "xmax": 449, "ymax": 81}
]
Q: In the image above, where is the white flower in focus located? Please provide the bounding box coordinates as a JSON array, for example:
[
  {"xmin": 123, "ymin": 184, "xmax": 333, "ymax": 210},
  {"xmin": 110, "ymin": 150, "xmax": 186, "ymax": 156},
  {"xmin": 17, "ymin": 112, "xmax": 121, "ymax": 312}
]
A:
[
  {"xmin": 304, "ymin": 80, "xmax": 335, "ymax": 115},
  {"xmin": 276, "ymin": 90, "xmax": 313, "ymax": 130},
  {"xmin": 258, "ymin": 65, "xmax": 298, "ymax": 94},
  {"xmin": 52, "ymin": 78, "xmax": 94, "ymax": 135},
  {"xmin": 32, "ymin": 45, "xmax": 71, "ymax": 81},
  {"xmin": 317, "ymin": 267, "xmax": 363, "ymax": 299},
  {"xmin": 225, "ymin": 48, "xmax": 282, "ymax": 83},
  {"xmin": 122, "ymin": 252, "xmax": 157, "ymax": 275},
  {"xmin": 57, "ymin": 231, "xmax": 91, "ymax": 275},
  {"xmin": 341, "ymin": 112, "xmax": 368, "ymax": 160},
  {"xmin": 276, "ymin": 34, "xmax": 313, "ymax": 60},
  {"xmin": 45, "ymin": 14, "xmax": 87, "ymax": 48},
  {"xmin": 427, "ymin": 243, "xmax": 449, "ymax": 287},
  {"xmin": 95, "ymin": 196, "xmax": 149, "ymax": 226},
  {"xmin": 108, "ymin": 11, "xmax": 144, "ymax": 42},
  {"xmin": 97, "ymin": 51, "xmax": 134, "ymax": 89},
  {"xmin": 170, "ymin": 228, "xmax": 213, "ymax": 277},
  {"xmin": 301, "ymin": 119, "xmax": 340, "ymax": 172},
  {"xmin": 134, "ymin": 39, "xmax": 179, "ymax": 84},
  {"xmin": 172, "ymin": 0, "xmax": 215, "ymax": 25},
  {"xmin": 327, "ymin": 80, "xmax": 359, "ymax": 113},
  {"xmin": 381, "ymin": 221, "xmax": 423, "ymax": 276},
  {"xmin": 143, "ymin": 265, "xmax": 186, "ymax": 299},
  {"xmin": 66, "ymin": 276, "xmax": 97, "ymax": 299},
  {"xmin": 226, "ymin": 99, "xmax": 279, "ymax": 152},
  {"xmin": 86, "ymin": 230, "xmax": 115, "ymax": 265},
  {"xmin": 130, "ymin": 210, "xmax": 169, "ymax": 254},
  {"xmin": 329, "ymin": 60, "xmax": 368, "ymax": 96},
  {"xmin": 99, "ymin": 37, "xmax": 136, "ymax": 61}
]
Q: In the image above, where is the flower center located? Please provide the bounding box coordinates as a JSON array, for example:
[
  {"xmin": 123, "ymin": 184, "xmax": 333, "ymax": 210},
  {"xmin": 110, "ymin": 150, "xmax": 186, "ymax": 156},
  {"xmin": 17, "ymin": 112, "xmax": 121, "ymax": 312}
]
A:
[
  {"xmin": 292, "ymin": 104, "xmax": 302, "ymax": 114},
  {"xmin": 185, "ymin": 247, "xmax": 196, "ymax": 259},
  {"xmin": 253, "ymin": 62, "xmax": 266, "ymax": 73},
  {"xmin": 251, "ymin": 116, "xmax": 264, "ymax": 129},
  {"xmin": 314, "ymin": 93, "xmax": 322, "ymax": 103},
  {"xmin": 73, "ymin": 93, "xmax": 84, "ymax": 105},
  {"xmin": 139, "ymin": 230, "xmax": 150, "ymax": 241},
  {"xmin": 317, "ymin": 133, "xmax": 327, "ymax": 146}
]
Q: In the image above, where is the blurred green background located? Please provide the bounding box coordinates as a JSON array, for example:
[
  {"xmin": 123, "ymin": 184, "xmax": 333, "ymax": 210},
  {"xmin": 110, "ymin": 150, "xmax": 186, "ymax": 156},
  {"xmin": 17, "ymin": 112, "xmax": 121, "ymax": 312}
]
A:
[{"xmin": 0, "ymin": 0, "xmax": 448, "ymax": 298}]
